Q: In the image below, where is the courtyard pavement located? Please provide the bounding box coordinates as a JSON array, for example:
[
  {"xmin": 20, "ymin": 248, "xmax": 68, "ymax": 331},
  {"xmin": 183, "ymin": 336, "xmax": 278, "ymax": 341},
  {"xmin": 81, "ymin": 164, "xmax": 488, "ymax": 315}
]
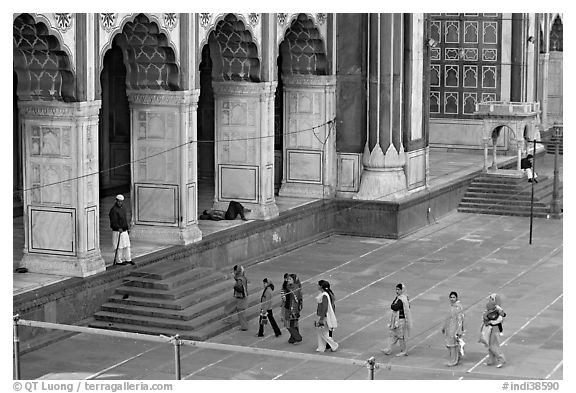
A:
[{"xmin": 15, "ymin": 210, "xmax": 563, "ymax": 383}]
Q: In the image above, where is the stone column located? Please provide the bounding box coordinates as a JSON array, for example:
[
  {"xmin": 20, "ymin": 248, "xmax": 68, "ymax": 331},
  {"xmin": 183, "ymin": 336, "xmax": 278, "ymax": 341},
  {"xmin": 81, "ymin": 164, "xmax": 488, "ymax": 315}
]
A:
[
  {"xmin": 212, "ymin": 81, "xmax": 279, "ymax": 220},
  {"xmin": 482, "ymin": 137, "xmax": 490, "ymax": 172},
  {"xmin": 127, "ymin": 90, "xmax": 202, "ymax": 245},
  {"xmin": 356, "ymin": 13, "xmax": 407, "ymax": 200},
  {"xmin": 278, "ymin": 75, "xmax": 337, "ymax": 199},
  {"xmin": 19, "ymin": 101, "xmax": 105, "ymax": 277}
]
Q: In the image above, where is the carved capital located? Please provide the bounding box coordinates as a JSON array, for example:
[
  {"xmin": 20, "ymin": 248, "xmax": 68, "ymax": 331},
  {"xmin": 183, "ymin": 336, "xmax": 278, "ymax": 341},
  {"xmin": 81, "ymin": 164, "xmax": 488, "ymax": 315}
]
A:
[
  {"xmin": 282, "ymin": 75, "xmax": 337, "ymax": 89},
  {"xmin": 127, "ymin": 90, "xmax": 199, "ymax": 106},
  {"xmin": 212, "ymin": 81, "xmax": 278, "ymax": 96}
]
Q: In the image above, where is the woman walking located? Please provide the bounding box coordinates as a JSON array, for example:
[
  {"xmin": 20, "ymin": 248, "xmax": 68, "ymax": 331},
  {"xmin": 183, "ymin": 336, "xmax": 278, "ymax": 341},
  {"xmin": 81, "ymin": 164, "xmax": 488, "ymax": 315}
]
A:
[
  {"xmin": 442, "ymin": 291, "xmax": 465, "ymax": 366},
  {"xmin": 281, "ymin": 274, "xmax": 302, "ymax": 344},
  {"xmin": 315, "ymin": 280, "xmax": 339, "ymax": 352},
  {"xmin": 257, "ymin": 278, "xmax": 282, "ymax": 337},
  {"xmin": 381, "ymin": 283, "xmax": 413, "ymax": 356},
  {"xmin": 479, "ymin": 293, "xmax": 506, "ymax": 368}
]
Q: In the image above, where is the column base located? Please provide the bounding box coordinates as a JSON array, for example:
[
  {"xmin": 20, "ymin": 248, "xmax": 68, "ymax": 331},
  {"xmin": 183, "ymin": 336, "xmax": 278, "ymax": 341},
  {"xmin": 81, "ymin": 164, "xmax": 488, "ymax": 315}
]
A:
[
  {"xmin": 278, "ymin": 182, "xmax": 335, "ymax": 199},
  {"xmin": 130, "ymin": 224, "xmax": 202, "ymax": 245},
  {"xmin": 21, "ymin": 251, "xmax": 106, "ymax": 278},
  {"xmin": 354, "ymin": 167, "xmax": 407, "ymax": 201},
  {"xmin": 248, "ymin": 202, "xmax": 279, "ymax": 220}
]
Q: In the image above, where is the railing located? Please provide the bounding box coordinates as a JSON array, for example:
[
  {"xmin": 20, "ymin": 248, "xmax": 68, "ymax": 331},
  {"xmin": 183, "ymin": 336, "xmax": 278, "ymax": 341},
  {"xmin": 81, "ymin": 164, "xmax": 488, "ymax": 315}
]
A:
[{"xmin": 12, "ymin": 315, "xmax": 513, "ymax": 381}]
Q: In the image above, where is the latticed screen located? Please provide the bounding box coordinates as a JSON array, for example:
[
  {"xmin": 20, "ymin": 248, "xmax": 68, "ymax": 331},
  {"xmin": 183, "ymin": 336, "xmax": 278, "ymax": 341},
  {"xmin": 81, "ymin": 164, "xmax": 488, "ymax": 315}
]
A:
[{"xmin": 429, "ymin": 13, "xmax": 501, "ymax": 118}]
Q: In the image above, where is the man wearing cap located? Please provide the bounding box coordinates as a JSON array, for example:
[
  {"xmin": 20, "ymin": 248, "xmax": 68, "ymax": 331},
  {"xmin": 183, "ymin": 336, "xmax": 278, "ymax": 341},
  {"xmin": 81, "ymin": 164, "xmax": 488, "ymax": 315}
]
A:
[{"xmin": 109, "ymin": 194, "xmax": 134, "ymax": 266}]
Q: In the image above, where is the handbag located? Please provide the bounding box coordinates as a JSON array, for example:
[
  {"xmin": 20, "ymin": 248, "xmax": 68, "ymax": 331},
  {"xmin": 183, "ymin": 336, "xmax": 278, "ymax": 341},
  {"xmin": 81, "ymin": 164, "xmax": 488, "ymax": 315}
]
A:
[{"xmin": 259, "ymin": 309, "xmax": 268, "ymax": 325}]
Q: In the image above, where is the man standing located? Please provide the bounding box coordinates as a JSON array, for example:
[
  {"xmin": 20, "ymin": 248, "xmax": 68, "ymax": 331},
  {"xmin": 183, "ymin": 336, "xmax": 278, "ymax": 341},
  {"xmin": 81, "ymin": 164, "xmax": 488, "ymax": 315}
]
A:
[{"xmin": 109, "ymin": 194, "xmax": 134, "ymax": 266}]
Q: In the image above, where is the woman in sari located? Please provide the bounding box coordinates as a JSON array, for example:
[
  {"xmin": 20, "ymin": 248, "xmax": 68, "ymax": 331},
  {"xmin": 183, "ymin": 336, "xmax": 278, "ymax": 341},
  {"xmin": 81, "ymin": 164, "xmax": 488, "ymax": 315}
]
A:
[
  {"xmin": 441, "ymin": 291, "xmax": 465, "ymax": 366},
  {"xmin": 281, "ymin": 274, "xmax": 303, "ymax": 344},
  {"xmin": 315, "ymin": 280, "xmax": 339, "ymax": 352},
  {"xmin": 381, "ymin": 283, "xmax": 413, "ymax": 357}
]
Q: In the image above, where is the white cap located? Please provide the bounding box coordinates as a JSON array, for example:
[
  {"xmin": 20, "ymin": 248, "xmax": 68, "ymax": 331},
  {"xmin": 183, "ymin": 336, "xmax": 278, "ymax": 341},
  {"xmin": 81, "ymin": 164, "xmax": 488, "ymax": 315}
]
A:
[{"xmin": 116, "ymin": 194, "xmax": 124, "ymax": 201}]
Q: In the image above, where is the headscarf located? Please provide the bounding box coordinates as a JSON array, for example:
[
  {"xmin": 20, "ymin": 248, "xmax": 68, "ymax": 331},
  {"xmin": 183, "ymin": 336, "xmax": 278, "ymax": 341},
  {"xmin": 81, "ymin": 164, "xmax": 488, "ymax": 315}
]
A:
[
  {"xmin": 396, "ymin": 283, "xmax": 413, "ymax": 331},
  {"xmin": 486, "ymin": 293, "xmax": 502, "ymax": 311}
]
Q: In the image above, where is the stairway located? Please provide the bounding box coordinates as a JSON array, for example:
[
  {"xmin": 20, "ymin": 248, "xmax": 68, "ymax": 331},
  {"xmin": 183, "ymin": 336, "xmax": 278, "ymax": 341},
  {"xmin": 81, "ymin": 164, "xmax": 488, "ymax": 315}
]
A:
[
  {"xmin": 458, "ymin": 173, "xmax": 560, "ymax": 218},
  {"xmin": 89, "ymin": 260, "xmax": 276, "ymax": 341},
  {"xmin": 545, "ymin": 133, "xmax": 563, "ymax": 155}
]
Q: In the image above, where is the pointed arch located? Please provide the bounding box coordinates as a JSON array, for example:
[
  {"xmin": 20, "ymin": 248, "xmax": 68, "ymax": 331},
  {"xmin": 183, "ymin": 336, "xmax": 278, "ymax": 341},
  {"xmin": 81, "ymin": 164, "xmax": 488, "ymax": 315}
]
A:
[
  {"xmin": 103, "ymin": 13, "xmax": 180, "ymax": 90},
  {"xmin": 550, "ymin": 15, "xmax": 563, "ymax": 52},
  {"xmin": 205, "ymin": 13, "xmax": 261, "ymax": 82},
  {"xmin": 13, "ymin": 13, "xmax": 76, "ymax": 102},
  {"xmin": 279, "ymin": 13, "xmax": 328, "ymax": 76}
]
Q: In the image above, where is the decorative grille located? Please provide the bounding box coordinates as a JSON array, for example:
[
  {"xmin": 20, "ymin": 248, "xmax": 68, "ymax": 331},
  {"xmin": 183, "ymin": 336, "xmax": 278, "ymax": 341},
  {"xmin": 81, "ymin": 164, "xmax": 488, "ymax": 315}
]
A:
[{"xmin": 429, "ymin": 13, "xmax": 501, "ymax": 117}]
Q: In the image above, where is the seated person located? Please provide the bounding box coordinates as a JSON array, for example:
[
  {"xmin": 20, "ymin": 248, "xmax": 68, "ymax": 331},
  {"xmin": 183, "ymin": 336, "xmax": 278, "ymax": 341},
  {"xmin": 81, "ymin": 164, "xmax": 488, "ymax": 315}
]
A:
[
  {"xmin": 199, "ymin": 201, "xmax": 250, "ymax": 221},
  {"xmin": 520, "ymin": 154, "xmax": 538, "ymax": 183}
]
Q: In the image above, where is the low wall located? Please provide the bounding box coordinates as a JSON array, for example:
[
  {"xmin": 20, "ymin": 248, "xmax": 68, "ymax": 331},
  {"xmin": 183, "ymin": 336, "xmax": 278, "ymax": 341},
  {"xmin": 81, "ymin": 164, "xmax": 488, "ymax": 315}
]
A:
[{"xmin": 13, "ymin": 177, "xmax": 474, "ymax": 352}]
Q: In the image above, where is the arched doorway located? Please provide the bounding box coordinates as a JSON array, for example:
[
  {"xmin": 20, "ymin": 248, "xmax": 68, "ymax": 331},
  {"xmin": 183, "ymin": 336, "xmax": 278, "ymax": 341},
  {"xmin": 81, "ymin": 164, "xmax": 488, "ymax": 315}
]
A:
[
  {"xmin": 197, "ymin": 44, "xmax": 215, "ymax": 213},
  {"xmin": 277, "ymin": 13, "xmax": 335, "ymax": 198},
  {"xmin": 99, "ymin": 44, "xmax": 130, "ymax": 197}
]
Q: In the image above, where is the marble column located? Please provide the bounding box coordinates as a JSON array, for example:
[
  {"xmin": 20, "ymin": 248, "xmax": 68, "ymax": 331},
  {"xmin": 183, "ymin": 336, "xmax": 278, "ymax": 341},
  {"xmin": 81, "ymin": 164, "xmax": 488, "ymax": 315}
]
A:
[
  {"xmin": 356, "ymin": 13, "xmax": 407, "ymax": 200},
  {"xmin": 279, "ymin": 75, "xmax": 337, "ymax": 199},
  {"xmin": 19, "ymin": 101, "xmax": 105, "ymax": 277},
  {"xmin": 127, "ymin": 90, "xmax": 202, "ymax": 245},
  {"xmin": 212, "ymin": 81, "xmax": 279, "ymax": 220}
]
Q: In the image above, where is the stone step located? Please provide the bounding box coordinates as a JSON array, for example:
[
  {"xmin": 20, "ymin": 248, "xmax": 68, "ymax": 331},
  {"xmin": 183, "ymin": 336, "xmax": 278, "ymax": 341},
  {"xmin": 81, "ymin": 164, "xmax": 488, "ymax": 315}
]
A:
[
  {"xmin": 457, "ymin": 207, "xmax": 550, "ymax": 218},
  {"xmin": 129, "ymin": 259, "xmax": 198, "ymax": 281},
  {"xmin": 459, "ymin": 198, "xmax": 549, "ymax": 208},
  {"xmin": 108, "ymin": 279, "xmax": 230, "ymax": 310},
  {"xmin": 115, "ymin": 272, "xmax": 228, "ymax": 300},
  {"xmin": 102, "ymin": 287, "xmax": 262, "ymax": 321},
  {"xmin": 464, "ymin": 191, "xmax": 536, "ymax": 200},
  {"xmin": 94, "ymin": 293, "xmax": 264, "ymax": 332},
  {"xmin": 470, "ymin": 181, "xmax": 520, "ymax": 189},
  {"xmin": 122, "ymin": 266, "xmax": 220, "ymax": 290},
  {"xmin": 458, "ymin": 202, "xmax": 549, "ymax": 212},
  {"xmin": 472, "ymin": 177, "xmax": 525, "ymax": 186}
]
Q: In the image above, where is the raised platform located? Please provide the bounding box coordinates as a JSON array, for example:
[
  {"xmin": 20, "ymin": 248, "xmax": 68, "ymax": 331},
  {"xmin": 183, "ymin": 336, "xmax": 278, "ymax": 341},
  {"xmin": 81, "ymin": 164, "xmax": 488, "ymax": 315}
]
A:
[{"xmin": 14, "ymin": 149, "xmax": 560, "ymax": 352}]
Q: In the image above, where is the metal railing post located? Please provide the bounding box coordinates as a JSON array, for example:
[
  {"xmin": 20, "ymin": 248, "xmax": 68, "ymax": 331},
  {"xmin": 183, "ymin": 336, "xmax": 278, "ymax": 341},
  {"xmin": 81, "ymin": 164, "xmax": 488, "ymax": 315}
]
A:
[
  {"xmin": 173, "ymin": 334, "xmax": 181, "ymax": 380},
  {"xmin": 13, "ymin": 314, "xmax": 21, "ymax": 380},
  {"xmin": 367, "ymin": 356, "xmax": 376, "ymax": 380}
]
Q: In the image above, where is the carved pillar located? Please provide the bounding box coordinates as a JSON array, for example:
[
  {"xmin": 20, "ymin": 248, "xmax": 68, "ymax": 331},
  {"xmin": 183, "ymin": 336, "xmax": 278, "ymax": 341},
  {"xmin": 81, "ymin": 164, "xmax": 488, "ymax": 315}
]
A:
[
  {"xmin": 19, "ymin": 101, "xmax": 105, "ymax": 277},
  {"xmin": 482, "ymin": 137, "xmax": 490, "ymax": 173},
  {"xmin": 491, "ymin": 129, "xmax": 499, "ymax": 171},
  {"xmin": 356, "ymin": 13, "xmax": 407, "ymax": 200},
  {"xmin": 127, "ymin": 90, "xmax": 202, "ymax": 245},
  {"xmin": 212, "ymin": 82, "xmax": 279, "ymax": 220},
  {"xmin": 278, "ymin": 75, "xmax": 337, "ymax": 199}
]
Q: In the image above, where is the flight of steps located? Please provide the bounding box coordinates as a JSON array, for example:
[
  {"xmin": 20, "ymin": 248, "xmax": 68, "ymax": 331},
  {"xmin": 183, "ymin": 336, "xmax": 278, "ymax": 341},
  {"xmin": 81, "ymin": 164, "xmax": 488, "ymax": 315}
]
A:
[
  {"xmin": 90, "ymin": 260, "xmax": 278, "ymax": 341},
  {"xmin": 458, "ymin": 173, "xmax": 558, "ymax": 218},
  {"xmin": 545, "ymin": 132, "xmax": 563, "ymax": 155}
]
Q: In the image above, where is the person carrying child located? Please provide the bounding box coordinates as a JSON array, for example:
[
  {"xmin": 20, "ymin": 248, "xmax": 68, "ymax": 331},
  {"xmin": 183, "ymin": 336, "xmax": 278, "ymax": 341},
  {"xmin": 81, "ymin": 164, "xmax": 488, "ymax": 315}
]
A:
[{"xmin": 479, "ymin": 293, "xmax": 506, "ymax": 368}]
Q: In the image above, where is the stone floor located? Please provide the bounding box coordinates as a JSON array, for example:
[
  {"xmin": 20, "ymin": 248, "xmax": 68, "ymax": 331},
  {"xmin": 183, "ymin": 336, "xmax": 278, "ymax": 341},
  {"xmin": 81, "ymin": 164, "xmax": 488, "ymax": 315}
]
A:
[
  {"xmin": 12, "ymin": 148, "xmax": 561, "ymax": 296},
  {"xmin": 16, "ymin": 209, "xmax": 563, "ymax": 381}
]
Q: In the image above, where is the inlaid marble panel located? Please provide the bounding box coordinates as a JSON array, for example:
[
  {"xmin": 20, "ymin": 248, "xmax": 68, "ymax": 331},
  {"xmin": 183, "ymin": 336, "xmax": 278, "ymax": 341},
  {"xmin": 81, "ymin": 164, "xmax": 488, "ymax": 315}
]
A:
[
  {"xmin": 187, "ymin": 183, "xmax": 197, "ymax": 224},
  {"xmin": 286, "ymin": 149, "xmax": 322, "ymax": 183},
  {"xmin": 407, "ymin": 149, "xmax": 426, "ymax": 188},
  {"xmin": 29, "ymin": 207, "xmax": 75, "ymax": 255},
  {"xmin": 219, "ymin": 165, "xmax": 258, "ymax": 202},
  {"xmin": 135, "ymin": 184, "xmax": 178, "ymax": 225},
  {"xmin": 337, "ymin": 153, "xmax": 360, "ymax": 191},
  {"xmin": 86, "ymin": 207, "xmax": 97, "ymax": 251}
]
